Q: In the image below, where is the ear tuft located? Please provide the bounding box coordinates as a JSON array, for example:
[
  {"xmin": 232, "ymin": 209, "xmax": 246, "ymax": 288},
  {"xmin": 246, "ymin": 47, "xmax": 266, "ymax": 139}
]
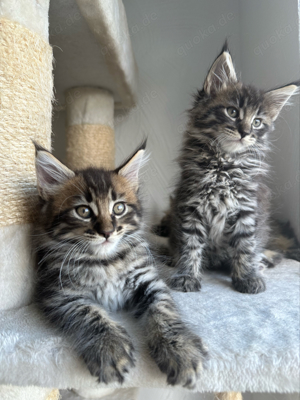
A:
[
  {"xmin": 264, "ymin": 83, "xmax": 299, "ymax": 121},
  {"xmin": 220, "ymin": 39, "xmax": 229, "ymax": 54},
  {"xmin": 34, "ymin": 143, "xmax": 75, "ymax": 200},
  {"xmin": 204, "ymin": 43, "xmax": 237, "ymax": 95},
  {"xmin": 116, "ymin": 141, "xmax": 147, "ymax": 191}
]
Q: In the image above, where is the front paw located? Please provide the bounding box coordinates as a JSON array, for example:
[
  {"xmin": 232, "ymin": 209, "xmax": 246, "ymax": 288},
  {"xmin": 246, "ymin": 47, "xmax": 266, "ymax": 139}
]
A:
[
  {"xmin": 149, "ymin": 330, "xmax": 208, "ymax": 389},
  {"xmin": 83, "ymin": 325, "xmax": 135, "ymax": 384},
  {"xmin": 169, "ymin": 274, "xmax": 201, "ymax": 292},
  {"xmin": 232, "ymin": 274, "xmax": 266, "ymax": 294}
]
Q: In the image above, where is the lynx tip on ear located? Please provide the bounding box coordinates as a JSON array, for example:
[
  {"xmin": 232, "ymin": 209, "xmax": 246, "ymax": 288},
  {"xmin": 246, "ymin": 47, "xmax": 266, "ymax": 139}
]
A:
[{"xmin": 220, "ymin": 39, "xmax": 230, "ymax": 55}]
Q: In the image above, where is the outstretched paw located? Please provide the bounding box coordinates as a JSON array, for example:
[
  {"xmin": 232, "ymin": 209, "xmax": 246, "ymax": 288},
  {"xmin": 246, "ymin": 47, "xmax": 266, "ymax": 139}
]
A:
[
  {"xmin": 232, "ymin": 274, "xmax": 266, "ymax": 294},
  {"xmin": 83, "ymin": 325, "xmax": 136, "ymax": 384},
  {"xmin": 169, "ymin": 274, "xmax": 201, "ymax": 292},
  {"xmin": 149, "ymin": 329, "xmax": 208, "ymax": 389}
]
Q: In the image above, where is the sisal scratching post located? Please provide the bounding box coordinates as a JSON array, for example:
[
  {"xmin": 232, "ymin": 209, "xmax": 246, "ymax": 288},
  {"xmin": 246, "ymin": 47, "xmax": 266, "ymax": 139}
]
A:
[
  {"xmin": 0, "ymin": 386, "xmax": 59, "ymax": 400},
  {"xmin": 215, "ymin": 392, "xmax": 243, "ymax": 400},
  {"xmin": 0, "ymin": 17, "xmax": 52, "ymax": 309},
  {"xmin": 46, "ymin": 389, "xmax": 60, "ymax": 400},
  {"xmin": 0, "ymin": 3, "xmax": 58, "ymax": 400},
  {"xmin": 66, "ymin": 87, "xmax": 115, "ymax": 170}
]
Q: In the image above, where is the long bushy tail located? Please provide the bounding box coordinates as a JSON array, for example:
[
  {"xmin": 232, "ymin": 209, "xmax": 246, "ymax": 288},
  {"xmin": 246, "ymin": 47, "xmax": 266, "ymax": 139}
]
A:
[
  {"xmin": 152, "ymin": 196, "xmax": 174, "ymax": 238},
  {"xmin": 152, "ymin": 212, "xmax": 172, "ymax": 237}
]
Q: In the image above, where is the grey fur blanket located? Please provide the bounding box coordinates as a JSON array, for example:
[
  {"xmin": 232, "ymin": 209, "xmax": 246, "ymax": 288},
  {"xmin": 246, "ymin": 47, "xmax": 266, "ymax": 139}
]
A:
[{"xmin": 0, "ymin": 259, "xmax": 299, "ymax": 394}]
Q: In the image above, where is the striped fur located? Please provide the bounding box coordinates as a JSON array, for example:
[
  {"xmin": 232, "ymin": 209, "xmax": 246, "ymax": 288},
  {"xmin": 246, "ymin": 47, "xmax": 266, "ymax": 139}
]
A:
[
  {"xmin": 33, "ymin": 143, "xmax": 207, "ymax": 388},
  {"xmin": 167, "ymin": 42, "xmax": 299, "ymax": 294}
]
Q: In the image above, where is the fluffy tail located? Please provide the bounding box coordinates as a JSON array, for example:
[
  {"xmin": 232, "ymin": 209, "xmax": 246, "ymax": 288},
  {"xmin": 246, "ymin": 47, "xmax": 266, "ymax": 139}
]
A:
[
  {"xmin": 152, "ymin": 197, "xmax": 174, "ymax": 238},
  {"xmin": 267, "ymin": 220, "xmax": 300, "ymax": 262}
]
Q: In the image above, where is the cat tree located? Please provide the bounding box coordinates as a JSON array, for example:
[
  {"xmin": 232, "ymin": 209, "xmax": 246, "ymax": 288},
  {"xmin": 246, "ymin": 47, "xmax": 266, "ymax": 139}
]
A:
[
  {"xmin": 0, "ymin": 0, "xmax": 55, "ymax": 399},
  {"xmin": 65, "ymin": 87, "xmax": 115, "ymax": 170},
  {"xmin": 0, "ymin": 1, "xmax": 299, "ymax": 400}
]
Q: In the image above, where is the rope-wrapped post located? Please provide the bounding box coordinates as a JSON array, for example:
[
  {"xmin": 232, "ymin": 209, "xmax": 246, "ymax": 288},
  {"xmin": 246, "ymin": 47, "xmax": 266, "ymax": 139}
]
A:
[
  {"xmin": 0, "ymin": 386, "xmax": 59, "ymax": 400},
  {"xmin": 0, "ymin": 12, "xmax": 52, "ymax": 309},
  {"xmin": 0, "ymin": 3, "xmax": 59, "ymax": 400},
  {"xmin": 0, "ymin": 19, "xmax": 52, "ymax": 230},
  {"xmin": 215, "ymin": 392, "xmax": 243, "ymax": 400},
  {"xmin": 65, "ymin": 87, "xmax": 115, "ymax": 170}
]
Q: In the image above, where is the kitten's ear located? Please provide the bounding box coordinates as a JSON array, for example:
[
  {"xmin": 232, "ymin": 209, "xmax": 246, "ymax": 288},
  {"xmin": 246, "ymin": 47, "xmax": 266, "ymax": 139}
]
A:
[
  {"xmin": 264, "ymin": 82, "xmax": 299, "ymax": 121},
  {"xmin": 116, "ymin": 140, "xmax": 147, "ymax": 191},
  {"xmin": 204, "ymin": 42, "xmax": 237, "ymax": 95},
  {"xmin": 34, "ymin": 142, "xmax": 75, "ymax": 200}
]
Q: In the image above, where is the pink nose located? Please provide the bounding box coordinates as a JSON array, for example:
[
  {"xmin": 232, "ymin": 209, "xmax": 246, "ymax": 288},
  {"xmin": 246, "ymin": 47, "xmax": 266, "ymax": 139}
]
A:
[{"xmin": 101, "ymin": 230, "xmax": 113, "ymax": 240}]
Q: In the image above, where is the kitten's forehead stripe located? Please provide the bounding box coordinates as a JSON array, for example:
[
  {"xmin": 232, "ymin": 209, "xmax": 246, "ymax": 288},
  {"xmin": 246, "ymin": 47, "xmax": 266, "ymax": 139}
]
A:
[
  {"xmin": 85, "ymin": 191, "xmax": 93, "ymax": 203},
  {"xmin": 81, "ymin": 168, "xmax": 113, "ymax": 198},
  {"xmin": 244, "ymin": 109, "xmax": 253, "ymax": 124},
  {"xmin": 89, "ymin": 202, "xmax": 98, "ymax": 216}
]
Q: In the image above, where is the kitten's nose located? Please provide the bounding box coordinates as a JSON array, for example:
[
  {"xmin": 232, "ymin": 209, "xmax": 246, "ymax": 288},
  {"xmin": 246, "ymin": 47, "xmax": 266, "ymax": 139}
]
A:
[
  {"xmin": 94, "ymin": 222, "xmax": 115, "ymax": 239},
  {"xmin": 238, "ymin": 124, "xmax": 251, "ymax": 138},
  {"xmin": 101, "ymin": 230, "xmax": 114, "ymax": 240},
  {"xmin": 239, "ymin": 130, "xmax": 250, "ymax": 139}
]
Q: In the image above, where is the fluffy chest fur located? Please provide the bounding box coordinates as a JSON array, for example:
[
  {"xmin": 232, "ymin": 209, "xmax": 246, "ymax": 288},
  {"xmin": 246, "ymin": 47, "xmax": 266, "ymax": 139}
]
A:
[
  {"xmin": 37, "ymin": 234, "xmax": 151, "ymax": 312},
  {"xmin": 177, "ymin": 143, "xmax": 265, "ymax": 243}
]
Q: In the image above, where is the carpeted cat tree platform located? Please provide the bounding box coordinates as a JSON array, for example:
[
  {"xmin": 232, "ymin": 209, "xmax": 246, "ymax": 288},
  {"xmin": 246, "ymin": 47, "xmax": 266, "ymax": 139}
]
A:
[
  {"xmin": 0, "ymin": 261, "xmax": 299, "ymax": 393},
  {"xmin": 0, "ymin": 1, "xmax": 299, "ymax": 400}
]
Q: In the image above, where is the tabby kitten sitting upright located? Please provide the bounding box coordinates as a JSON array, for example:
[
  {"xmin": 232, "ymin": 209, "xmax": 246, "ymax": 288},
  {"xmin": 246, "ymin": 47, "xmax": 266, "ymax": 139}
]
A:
[
  {"xmin": 33, "ymin": 142, "xmax": 207, "ymax": 388},
  {"xmin": 168, "ymin": 42, "xmax": 299, "ymax": 294}
]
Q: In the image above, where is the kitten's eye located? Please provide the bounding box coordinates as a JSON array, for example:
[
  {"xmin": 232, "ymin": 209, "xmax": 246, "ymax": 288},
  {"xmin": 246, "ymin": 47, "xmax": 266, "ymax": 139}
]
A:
[
  {"xmin": 227, "ymin": 107, "xmax": 239, "ymax": 118},
  {"xmin": 76, "ymin": 206, "xmax": 92, "ymax": 219},
  {"xmin": 113, "ymin": 202, "xmax": 126, "ymax": 216},
  {"xmin": 253, "ymin": 118, "xmax": 262, "ymax": 128}
]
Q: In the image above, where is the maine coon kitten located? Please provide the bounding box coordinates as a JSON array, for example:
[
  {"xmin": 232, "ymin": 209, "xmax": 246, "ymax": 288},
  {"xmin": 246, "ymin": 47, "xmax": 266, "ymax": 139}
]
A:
[
  {"xmin": 33, "ymin": 142, "xmax": 207, "ymax": 388},
  {"xmin": 166, "ymin": 42, "xmax": 299, "ymax": 294}
]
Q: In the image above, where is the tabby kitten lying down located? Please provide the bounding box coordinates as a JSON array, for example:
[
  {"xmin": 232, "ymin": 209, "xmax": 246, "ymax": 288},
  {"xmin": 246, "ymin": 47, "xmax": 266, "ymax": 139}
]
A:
[
  {"xmin": 168, "ymin": 42, "xmax": 299, "ymax": 294},
  {"xmin": 33, "ymin": 142, "xmax": 207, "ymax": 388}
]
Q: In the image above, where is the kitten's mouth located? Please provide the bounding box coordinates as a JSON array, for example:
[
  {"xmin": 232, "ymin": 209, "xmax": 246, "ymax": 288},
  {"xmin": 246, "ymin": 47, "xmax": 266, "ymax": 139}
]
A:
[
  {"xmin": 227, "ymin": 137, "xmax": 243, "ymax": 142},
  {"xmin": 89, "ymin": 238, "xmax": 114, "ymax": 246},
  {"xmin": 220, "ymin": 137, "xmax": 251, "ymax": 154},
  {"xmin": 89, "ymin": 236, "xmax": 119, "ymax": 257},
  {"xmin": 228, "ymin": 137, "xmax": 250, "ymax": 146},
  {"xmin": 101, "ymin": 239, "xmax": 112, "ymax": 245}
]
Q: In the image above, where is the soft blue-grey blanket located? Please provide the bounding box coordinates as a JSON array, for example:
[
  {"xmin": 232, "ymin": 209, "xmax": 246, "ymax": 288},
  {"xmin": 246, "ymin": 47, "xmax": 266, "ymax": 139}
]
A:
[{"xmin": 0, "ymin": 260, "xmax": 298, "ymax": 394}]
